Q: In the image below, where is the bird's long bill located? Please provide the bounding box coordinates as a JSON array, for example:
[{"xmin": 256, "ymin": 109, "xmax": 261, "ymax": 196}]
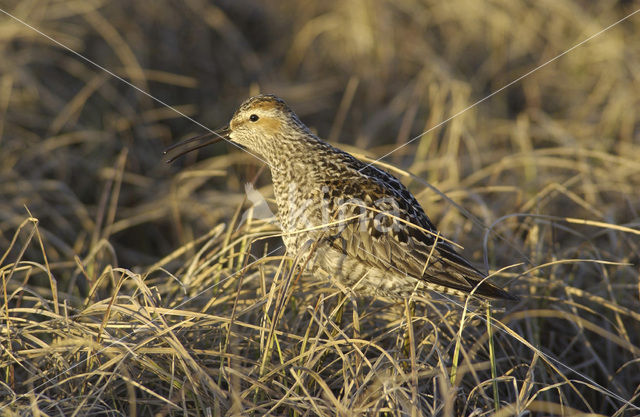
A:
[{"xmin": 163, "ymin": 126, "xmax": 230, "ymax": 163}]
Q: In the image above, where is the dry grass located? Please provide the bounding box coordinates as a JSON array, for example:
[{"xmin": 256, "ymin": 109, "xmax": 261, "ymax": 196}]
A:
[{"xmin": 1, "ymin": 1, "xmax": 639, "ymax": 416}]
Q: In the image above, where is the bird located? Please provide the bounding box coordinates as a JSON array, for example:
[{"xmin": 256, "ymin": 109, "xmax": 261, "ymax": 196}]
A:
[{"xmin": 165, "ymin": 94, "xmax": 517, "ymax": 301}]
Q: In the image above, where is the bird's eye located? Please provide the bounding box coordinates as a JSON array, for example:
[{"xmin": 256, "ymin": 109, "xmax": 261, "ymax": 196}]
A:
[{"xmin": 249, "ymin": 114, "xmax": 259, "ymax": 122}]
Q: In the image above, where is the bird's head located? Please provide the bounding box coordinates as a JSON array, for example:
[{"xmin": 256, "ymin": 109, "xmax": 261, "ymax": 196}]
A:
[{"xmin": 164, "ymin": 94, "xmax": 309, "ymax": 163}]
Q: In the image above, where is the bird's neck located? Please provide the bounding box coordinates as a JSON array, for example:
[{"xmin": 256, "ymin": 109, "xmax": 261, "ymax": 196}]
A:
[
  {"xmin": 266, "ymin": 133, "xmax": 335, "ymax": 231},
  {"xmin": 263, "ymin": 132, "xmax": 328, "ymax": 178}
]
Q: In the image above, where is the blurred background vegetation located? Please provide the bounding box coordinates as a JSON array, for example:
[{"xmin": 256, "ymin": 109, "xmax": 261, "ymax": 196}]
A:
[{"xmin": 1, "ymin": 1, "xmax": 639, "ymax": 416}]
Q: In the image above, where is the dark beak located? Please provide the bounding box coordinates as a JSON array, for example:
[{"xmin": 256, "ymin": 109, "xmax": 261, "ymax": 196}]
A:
[{"xmin": 163, "ymin": 126, "xmax": 230, "ymax": 163}]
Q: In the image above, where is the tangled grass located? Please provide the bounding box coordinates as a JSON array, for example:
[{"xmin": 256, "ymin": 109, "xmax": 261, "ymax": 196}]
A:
[{"xmin": 1, "ymin": 1, "xmax": 639, "ymax": 415}]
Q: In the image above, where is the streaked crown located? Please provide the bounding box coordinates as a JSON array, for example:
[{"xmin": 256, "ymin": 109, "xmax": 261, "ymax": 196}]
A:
[{"xmin": 228, "ymin": 94, "xmax": 312, "ymax": 159}]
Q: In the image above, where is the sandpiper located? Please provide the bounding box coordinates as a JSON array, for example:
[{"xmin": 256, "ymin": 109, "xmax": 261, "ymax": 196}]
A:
[{"xmin": 165, "ymin": 94, "xmax": 517, "ymax": 301}]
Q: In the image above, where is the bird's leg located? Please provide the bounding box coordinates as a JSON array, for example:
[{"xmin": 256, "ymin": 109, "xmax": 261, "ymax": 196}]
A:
[
  {"xmin": 329, "ymin": 292, "xmax": 347, "ymax": 337},
  {"xmin": 401, "ymin": 298, "xmax": 417, "ymax": 373}
]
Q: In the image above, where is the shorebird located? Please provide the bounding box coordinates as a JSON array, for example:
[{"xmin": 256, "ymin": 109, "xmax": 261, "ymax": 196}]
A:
[{"xmin": 165, "ymin": 94, "xmax": 517, "ymax": 301}]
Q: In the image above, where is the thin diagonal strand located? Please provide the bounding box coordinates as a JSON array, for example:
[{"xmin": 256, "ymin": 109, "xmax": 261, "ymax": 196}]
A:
[
  {"xmin": 360, "ymin": 7, "xmax": 640, "ymax": 170},
  {"xmin": 360, "ymin": 160, "xmax": 533, "ymax": 269},
  {"xmin": 0, "ymin": 8, "xmax": 281, "ymax": 408},
  {"xmin": 3, "ymin": 4, "xmax": 637, "ymax": 412},
  {"xmin": 0, "ymin": 8, "xmax": 273, "ymax": 169}
]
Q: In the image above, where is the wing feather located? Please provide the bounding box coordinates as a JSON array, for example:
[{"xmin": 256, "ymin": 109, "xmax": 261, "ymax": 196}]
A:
[{"xmin": 320, "ymin": 160, "xmax": 516, "ymax": 300}]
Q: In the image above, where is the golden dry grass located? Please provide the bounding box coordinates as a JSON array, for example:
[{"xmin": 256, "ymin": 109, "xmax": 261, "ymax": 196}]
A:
[{"xmin": 1, "ymin": 1, "xmax": 639, "ymax": 416}]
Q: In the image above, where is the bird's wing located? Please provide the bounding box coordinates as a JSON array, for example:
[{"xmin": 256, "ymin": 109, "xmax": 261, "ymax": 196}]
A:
[{"xmin": 320, "ymin": 161, "xmax": 515, "ymax": 300}]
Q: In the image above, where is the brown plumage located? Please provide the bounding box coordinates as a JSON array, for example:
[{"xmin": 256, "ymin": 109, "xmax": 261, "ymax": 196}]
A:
[{"xmin": 166, "ymin": 94, "xmax": 517, "ymax": 301}]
